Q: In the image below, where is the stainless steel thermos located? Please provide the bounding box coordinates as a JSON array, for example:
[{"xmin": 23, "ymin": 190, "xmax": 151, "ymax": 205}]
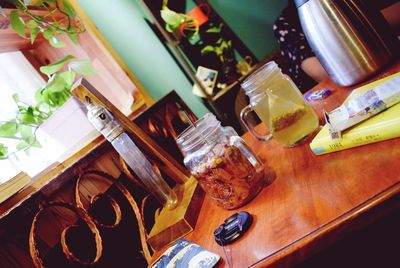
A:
[{"xmin": 295, "ymin": 0, "xmax": 397, "ymax": 86}]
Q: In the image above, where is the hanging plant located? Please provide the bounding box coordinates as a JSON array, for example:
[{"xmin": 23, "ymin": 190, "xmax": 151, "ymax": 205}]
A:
[
  {"xmin": 0, "ymin": 0, "xmax": 93, "ymax": 159},
  {"xmin": 5, "ymin": 0, "xmax": 85, "ymax": 47},
  {"xmin": 0, "ymin": 55, "xmax": 95, "ymax": 159}
]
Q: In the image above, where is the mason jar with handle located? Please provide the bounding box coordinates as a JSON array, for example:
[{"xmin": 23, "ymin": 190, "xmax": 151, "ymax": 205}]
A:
[
  {"xmin": 176, "ymin": 113, "xmax": 269, "ymax": 210},
  {"xmin": 240, "ymin": 61, "xmax": 319, "ymax": 147}
]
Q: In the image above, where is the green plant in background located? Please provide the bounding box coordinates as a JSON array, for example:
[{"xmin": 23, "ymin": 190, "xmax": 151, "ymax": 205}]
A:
[
  {"xmin": 0, "ymin": 55, "xmax": 95, "ymax": 159},
  {"xmin": 160, "ymin": 0, "xmax": 198, "ymax": 40},
  {"xmin": 200, "ymin": 23, "xmax": 233, "ymax": 65},
  {"xmin": 5, "ymin": 0, "xmax": 85, "ymax": 47},
  {"xmin": 200, "ymin": 23, "xmax": 238, "ymax": 84}
]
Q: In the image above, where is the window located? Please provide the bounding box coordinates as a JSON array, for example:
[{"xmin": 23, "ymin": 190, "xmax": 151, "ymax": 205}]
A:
[{"xmin": 0, "ymin": 51, "xmax": 98, "ymax": 181}]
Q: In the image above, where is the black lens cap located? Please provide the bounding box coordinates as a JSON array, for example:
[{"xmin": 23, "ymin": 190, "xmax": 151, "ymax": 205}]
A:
[{"xmin": 214, "ymin": 211, "xmax": 253, "ymax": 246}]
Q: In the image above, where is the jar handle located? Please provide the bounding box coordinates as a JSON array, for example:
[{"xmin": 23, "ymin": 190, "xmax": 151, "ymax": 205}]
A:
[{"xmin": 240, "ymin": 105, "xmax": 272, "ymax": 142}]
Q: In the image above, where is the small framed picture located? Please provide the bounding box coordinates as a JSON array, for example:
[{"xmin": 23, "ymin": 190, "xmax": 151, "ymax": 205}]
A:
[{"xmin": 192, "ymin": 66, "xmax": 218, "ymax": 97}]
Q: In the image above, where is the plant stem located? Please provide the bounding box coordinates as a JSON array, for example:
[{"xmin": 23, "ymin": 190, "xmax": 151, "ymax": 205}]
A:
[
  {"xmin": 15, "ymin": 0, "xmax": 83, "ymax": 35},
  {"xmin": 54, "ymin": 0, "xmax": 71, "ymax": 30},
  {"xmin": 4, "ymin": 126, "xmax": 39, "ymax": 159}
]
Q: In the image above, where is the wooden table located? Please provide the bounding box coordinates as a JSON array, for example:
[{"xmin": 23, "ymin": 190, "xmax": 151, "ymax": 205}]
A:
[{"xmin": 183, "ymin": 62, "xmax": 400, "ymax": 267}]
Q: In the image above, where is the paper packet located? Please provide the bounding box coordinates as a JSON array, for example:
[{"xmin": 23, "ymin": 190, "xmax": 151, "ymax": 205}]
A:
[
  {"xmin": 151, "ymin": 239, "xmax": 220, "ymax": 268},
  {"xmin": 324, "ymin": 76, "xmax": 400, "ymax": 139}
]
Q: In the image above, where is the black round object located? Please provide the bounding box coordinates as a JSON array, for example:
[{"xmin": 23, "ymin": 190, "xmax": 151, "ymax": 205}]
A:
[{"xmin": 214, "ymin": 211, "xmax": 253, "ymax": 246}]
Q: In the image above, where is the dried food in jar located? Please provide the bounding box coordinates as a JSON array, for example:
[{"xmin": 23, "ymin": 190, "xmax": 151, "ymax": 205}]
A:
[{"xmin": 193, "ymin": 144, "xmax": 265, "ymax": 209}]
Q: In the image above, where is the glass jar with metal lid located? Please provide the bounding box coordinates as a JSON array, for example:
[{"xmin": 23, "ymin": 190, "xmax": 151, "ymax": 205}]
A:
[{"xmin": 176, "ymin": 113, "xmax": 270, "ymax": 209}]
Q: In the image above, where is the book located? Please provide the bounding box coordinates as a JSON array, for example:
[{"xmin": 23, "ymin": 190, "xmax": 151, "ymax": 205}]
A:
[
  {"xmin": 0, "ymin": 172, "xmax": 30, "ymax": 204},
  {"xmin": 324, "ymin": 76, "xmax": 400, "ymax": 139},
  {"xmin": 151, "ymin": 239, "xmax": 220, "ymax": 268},
  {"xmin": 310, "ymin": 72, "xmax": 400, "ymax": 155}
]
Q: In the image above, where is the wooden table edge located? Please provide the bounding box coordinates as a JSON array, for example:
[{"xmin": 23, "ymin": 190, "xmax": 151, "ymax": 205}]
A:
[{"xmin": 248, "ymin": 181, "xmax": 400, "ymax": 267}]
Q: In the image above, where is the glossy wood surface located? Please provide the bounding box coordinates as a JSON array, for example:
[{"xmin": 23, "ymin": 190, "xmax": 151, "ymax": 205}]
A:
[{"xmin": 183, "ymin": 62, "xmax": 400, "ymax": 267}]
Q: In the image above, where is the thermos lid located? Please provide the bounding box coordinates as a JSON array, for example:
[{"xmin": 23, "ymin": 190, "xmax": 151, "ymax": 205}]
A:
[{"xmin": 294, "ymin": 0, "xmax": 309, "ymax": 8}]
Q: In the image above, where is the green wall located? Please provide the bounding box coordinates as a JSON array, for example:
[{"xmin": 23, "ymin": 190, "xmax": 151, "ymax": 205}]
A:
[
  {"xmin": 76, "ymin": 0, "xmax": 209, "ymax": 117},
  {"xmin": 76, "ymin": 0, "xmax": 286, "ymax": 116},
  {"xmin": 208, "ymin": 0, "xmax": 287, "ymax": 61}
]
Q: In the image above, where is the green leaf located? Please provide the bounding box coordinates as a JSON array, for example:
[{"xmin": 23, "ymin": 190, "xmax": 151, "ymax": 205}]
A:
[
  {"xmin": 160, "ymin": 9, "xmax": 182, "ymax": 28},
  {"xmin": 17, "ymin": 105, "xmax": 27, "ymax": 113},
  {"xmin": 26, "ymin": 20, "xmax": 38, "ymax": 29},
  {"xmin": 201, "ymin": 45, "xmax": 216, "ymax": 55},
  {"xmin": 16, "ymin": 141, "xmax": 29, "ymax": 150},
  {"xmin": 165, "ymin": 23, "xmax": 175, "ymax": 33},
  {"xmin": 67, "ymin": 32, "xmax": 79, "ymax": 44},
  {"xmin": 45, "ymin": 74, "xmax": 67, "ymax": 93},
  {"xmin": 18, "ymin": 124, "xmax": 33, "ymax": 141},
  {"xmin": 17, "ymin": 113, "xmax": 37, "ymax": 124},
  {"xmin": 54, "ymin": 90, "xmax": 70, "ymax": 106},
  {"xmin": 40, "ymin": 55, "xmax": 74, "ymax": 75},
  {"xmin": 59, "ymin": 71, "xmax": 75, "ymax": 87},
  {"xmin": 33, "ymin": 106, "xmax": 49, "ymax": 122},
  {"xmin": 0, "ymin": 144, "xmax": 8, "ymax": 159},
  {"xmin": 35, "ymin": 88, "xmax": 45, "ymax": 103},
  {"xmin": 41, "ymin": 87, "xmax": 70, "ymax": 108},
  {"xmin": 49, "ymin": 36, "xmax": 66, "ymax": 48},
  {"xmin": 32, "ymin": 140, "xmax": 42, "ymax": 148},
  {"xmin": 220, "ymin": 41, "xmax": 229, "ymax": 50},
  {"xmin": 0, "ymin": 122, "xmax": 18, "ymax": 138},
  {"xmin": 41, "ymin": 89, "xmax": 54, "ymax": 107},
  {"xmin": 206, "ymin": 27, "xmax": 221, "ymax": 33},
  {"xmin": 12, "ymin": 93, "xmax": 20, "ymax": 103},
  {"xmin": 68, "ymin": 60, "xmax": 95, "ymax": 76},
  {"xmin": 42, "ymin": 28, "xmax": 53, "ymax": 40},
  {"xmin": 26, "ymin": 106, "xmax": 34, "ymax": 116},
  {"xmin": 62, "ymin": 0, "xmax": 76, "ymax": 18},
  {"xmin": 10, "ymin": 10, "xmax": 26, "ymax": 38},
  {"xmin": 30, "ymin": 26, "xmax": 41, "ymax": 44}
]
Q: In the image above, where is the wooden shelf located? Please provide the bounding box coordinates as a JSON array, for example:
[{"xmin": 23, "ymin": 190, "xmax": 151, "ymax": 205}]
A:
[{"xmin": 139, "ymin": 0, "xmax": 259, "ymax": 132}]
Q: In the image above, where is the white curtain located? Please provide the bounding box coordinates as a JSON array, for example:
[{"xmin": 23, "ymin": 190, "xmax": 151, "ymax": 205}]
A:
[
  {"xmin": 0, "ymin": 51, "xmax": 45, "ymax": 121},
  {"xmin": 0, "ymin": 51, "xmax": 48, "ymax": 181}
]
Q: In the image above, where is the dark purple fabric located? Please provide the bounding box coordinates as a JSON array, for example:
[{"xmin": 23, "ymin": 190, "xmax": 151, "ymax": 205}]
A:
[{"xmin": 273, "ymin": 2, "xmax": 317, "ymax": 92}]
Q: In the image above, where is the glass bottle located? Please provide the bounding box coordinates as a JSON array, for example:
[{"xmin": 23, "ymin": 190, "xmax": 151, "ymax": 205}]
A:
[
  {"xmin": 240, "ymin": 61, "xmax": 319, "ymax": 147},
  {"xmin": 86, "ymin": 102, "xmax": 177, "ymax": 209},
  {"xmin": 176, "ymin": 113, "xmax": 269, "ymax": 210}
]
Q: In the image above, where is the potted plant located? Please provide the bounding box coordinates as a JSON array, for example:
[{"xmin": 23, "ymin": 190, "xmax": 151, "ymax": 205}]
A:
[{"xmin": 160, "ymin": 0, "xmax": 198, "ymax": 40}]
